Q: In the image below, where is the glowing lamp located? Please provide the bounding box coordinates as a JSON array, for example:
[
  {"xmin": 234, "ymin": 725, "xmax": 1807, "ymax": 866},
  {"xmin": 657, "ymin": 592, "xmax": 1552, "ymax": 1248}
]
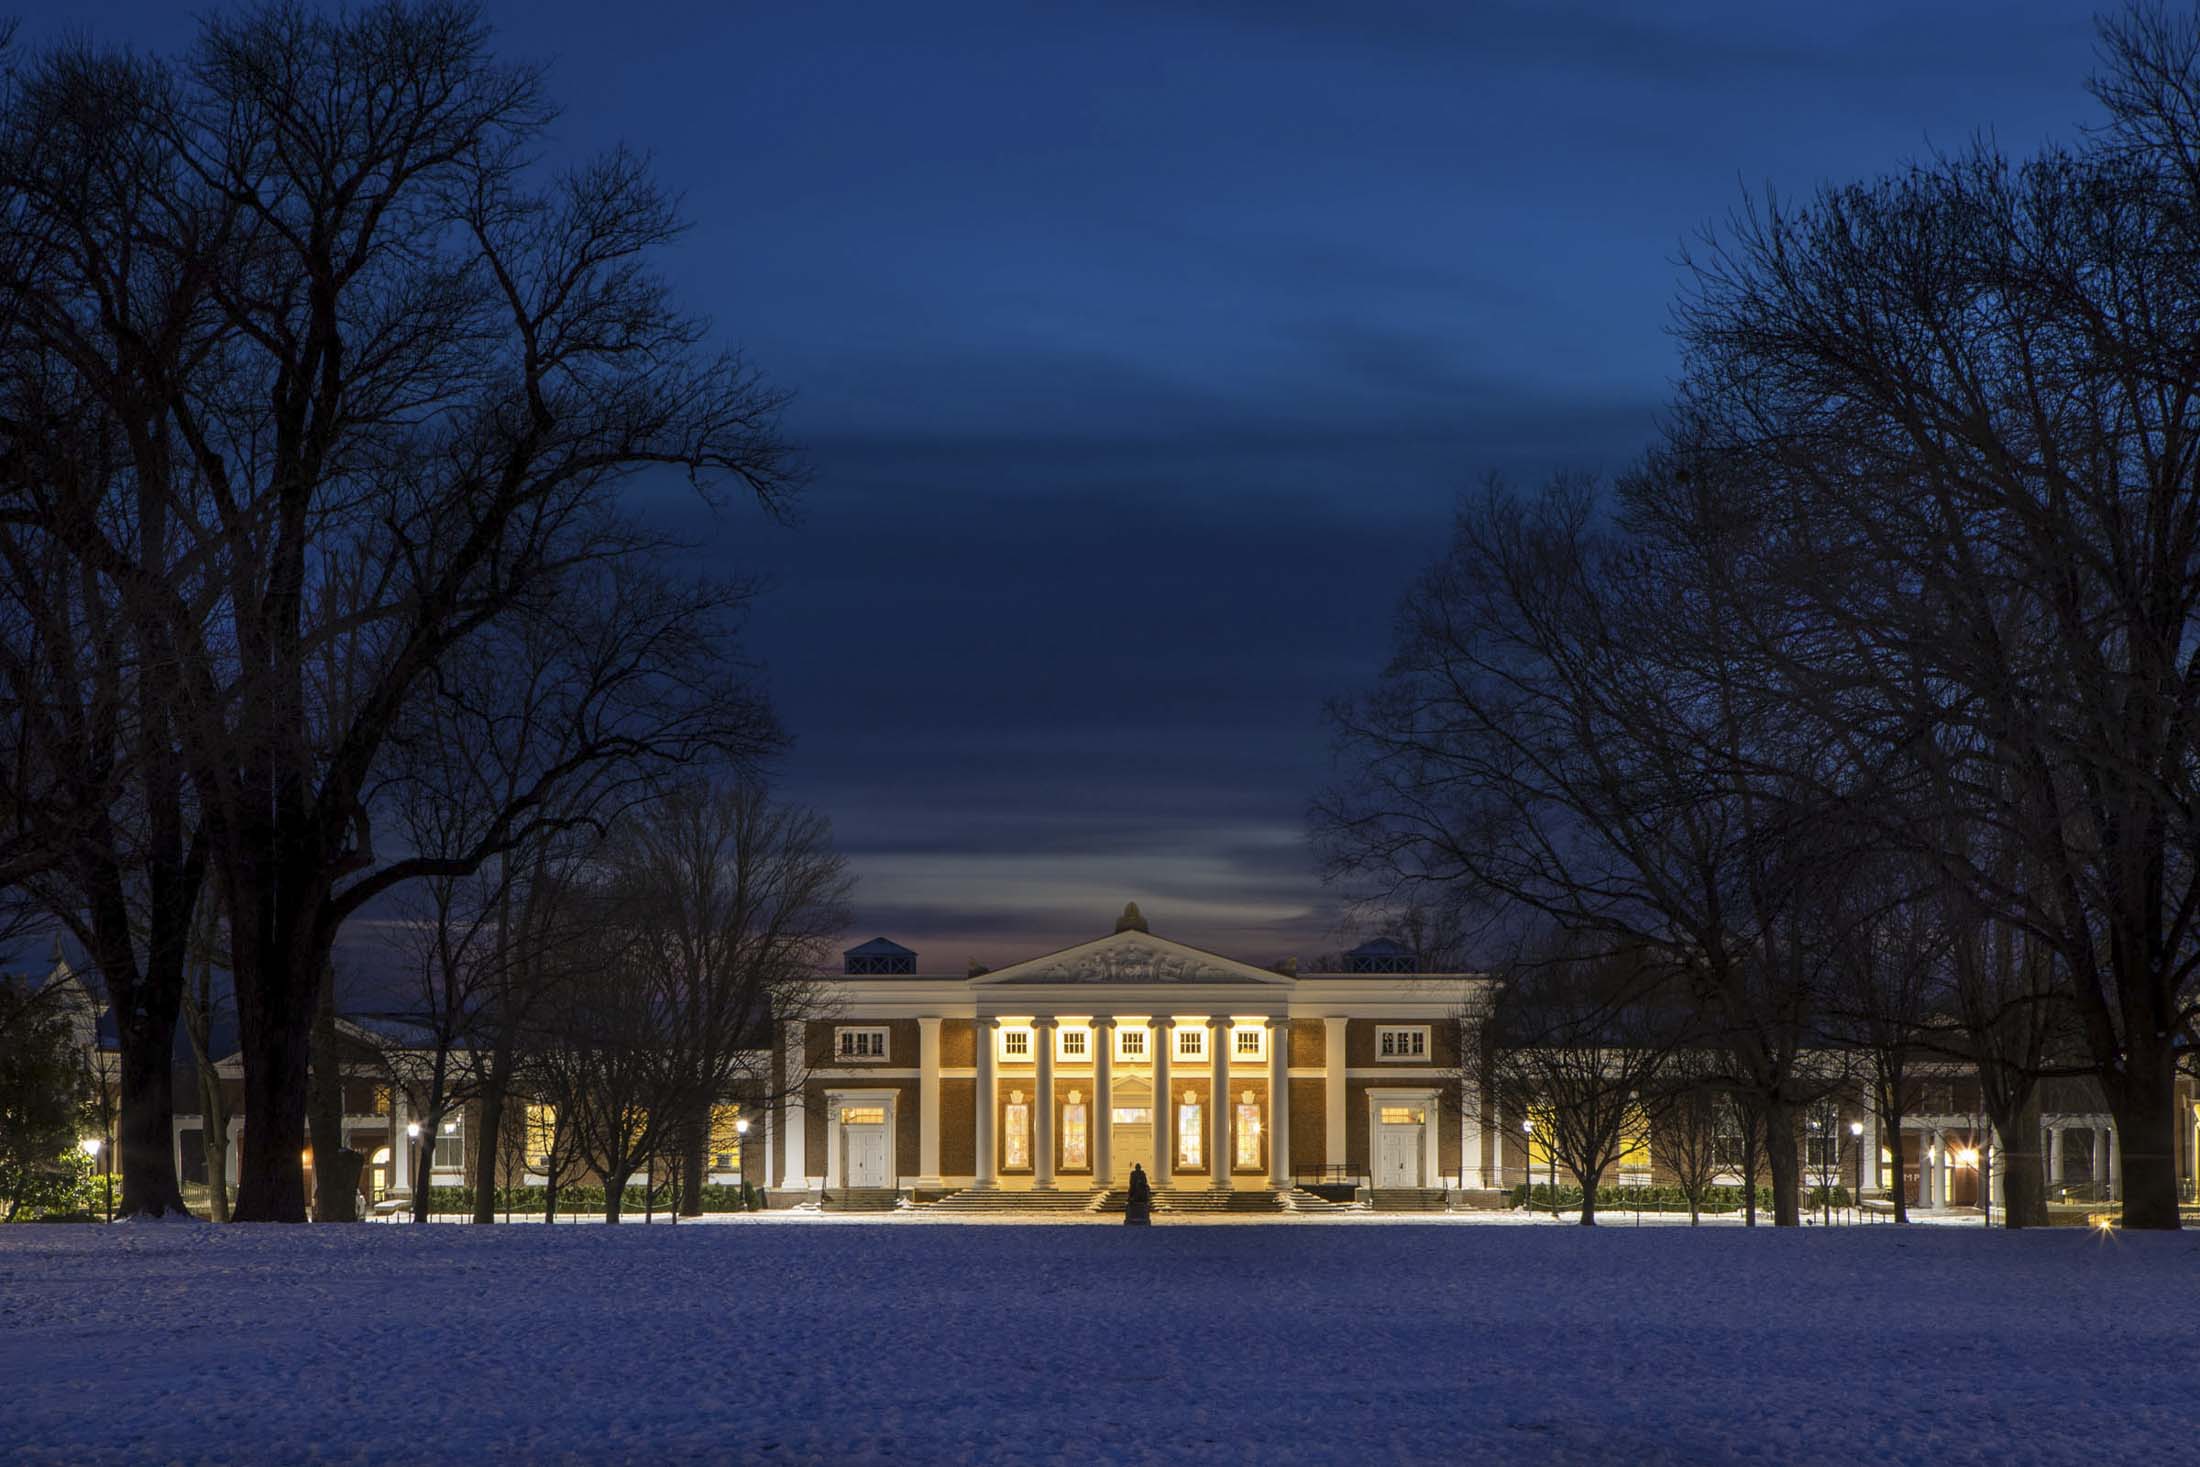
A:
[
  {"xmin": 1848, "ymin": 1121, "xmax": 1864, "ymax": 1137},
  {"xmin": 79, "ymin": 1137, "xmax": 102, "ymax": 1158},
  {"xmin": 735, "ymin": 1118, "xmax": 751, "ymax": 1136}
]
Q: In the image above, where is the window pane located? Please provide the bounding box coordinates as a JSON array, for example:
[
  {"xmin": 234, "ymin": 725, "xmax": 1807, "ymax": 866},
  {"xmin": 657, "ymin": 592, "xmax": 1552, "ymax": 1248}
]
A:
[
  {"xmin": 526, "ymin": 1104, "xmax": 556, "ymax": 1168},
  {"xmin": 1177, "ymin": 1029, "xmax": 1204, "ymax": 1060},
  {"xmin": 1178, "ymin": 1103, "xmax": 1203, "ymax": 1168},
  {"xmin": 842, "ymin": 1106, "xmax": 886, "ymax": 1126},
  {"xmin": 1063, "ymin": 1104, "xmax": 1089, "ymax": 1169},
  {"xmin": 1004, "ymin": 1104, "xmax": 1030, "ymax": 1169},
  {"xmin": 710, "ymin": 1104, "xmax": 743, "ymax": 1170},
  {"xmin": 1235, "ymin": 1102, "xmax": 1260, "ymax": 1168}
]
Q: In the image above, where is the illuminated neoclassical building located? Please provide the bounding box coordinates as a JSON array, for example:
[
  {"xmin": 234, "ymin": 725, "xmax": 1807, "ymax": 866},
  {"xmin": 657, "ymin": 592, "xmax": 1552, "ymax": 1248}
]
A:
[{"xmin": 761, "ymin": 903, "xmax": 1484, "ymax": 1197}]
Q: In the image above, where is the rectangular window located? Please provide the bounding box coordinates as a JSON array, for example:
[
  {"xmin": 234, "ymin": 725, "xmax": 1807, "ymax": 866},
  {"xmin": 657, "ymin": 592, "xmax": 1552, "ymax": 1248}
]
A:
[
  {"xmin": 1805, "ymin": 1128, "xmax": 1839, "ymax": 1171},
  {"xmin": 1001, "ymin": 1027, "xmax": 1032, "ymax": 1062},
  {"xmin": 1376, "ymin": 1026, "xmax": 1430, "ymax": 1061},
  {"xmin": 1176, "ymin": 1028, "xmax": 1206, "ymax": 1062},
  {"xmin": 1234, "ymin": 1100, "xmax": 1261, "ymax": 1168},
  {"xmin": 1111, "ymin": 1107, "xmax": 1152, "ymax": 1125},
  {"xmin": 1058, "ymin": 1027, "xmax": 1089, "ymax": 1062},
  {"xmin": 1378, "ymin": 1106, "xmax": 1423, "ymax": 1126},
  {"xmin": 1178, "ymin": 1102, "xmax": 1203, "ymax": 1168},
  {"xmin": 432, "ymin": 1115, "xmax": 463, "ymax": 1171},
  {"xmin": 525, "ymin": 1104, "xmax": 557, "ymax": 1170},
  {"xmin": 840, "ymin": 1105, "xmax": 887, "ymax": 1126},
  {"xmin": 371, "ymin": 1085, "xmax": 391, "ymax": 1116},
  {"xmin": 1063, "ymin": 1102, "xmax": 1089, "ymax": 1169},
  {"xmin": 1232, "ymin": 1026, "xmax": 1266, "ymax": 1062},
  {"xmin": 1004, "ymin": 1102, "xmax": 1031, "ymax": 1169},
  {"xmin": 1117, "ymin": 1028, "xmax": 1148, "ymax": 1062},
  {"xmin": 836, "ymin": 1027, "xmax": 890, "ymax": 1061},
  {"xmin": 709, "ymin": 1104, "xmax": 743, "ymax": 1172}
]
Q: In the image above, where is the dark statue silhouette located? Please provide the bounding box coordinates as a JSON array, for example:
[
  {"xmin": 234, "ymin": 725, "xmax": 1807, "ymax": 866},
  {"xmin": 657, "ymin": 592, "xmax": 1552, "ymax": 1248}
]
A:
[{"xmin": 1125, "ymin": 1162, "xmax": 1153, "ymax": 1225}]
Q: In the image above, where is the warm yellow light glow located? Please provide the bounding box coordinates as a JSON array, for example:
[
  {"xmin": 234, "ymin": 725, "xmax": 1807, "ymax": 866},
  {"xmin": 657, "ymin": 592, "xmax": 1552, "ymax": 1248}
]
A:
[
  {"xmin": 79, "ymin": 1137, "xmax": 101, "ymax": 1158},
  {"xmin": 1955, "ymin": 1148, "xmax": 1980, "ymax": 1167},
  {"xmin": 370, "ymin": 1147, "xmax": 391, "ymax": 1165}
]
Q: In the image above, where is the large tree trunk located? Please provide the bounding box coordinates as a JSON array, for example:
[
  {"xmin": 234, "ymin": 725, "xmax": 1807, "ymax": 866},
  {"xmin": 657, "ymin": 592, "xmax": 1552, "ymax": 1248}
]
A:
[
  {"xmin": 603, "ymin": 1167, "xmax": 631, "ymax": 1223},
  {"xmin": 2106, "ymin": 1052, "xmax": 2181, "ymax": 1230},
  {"xmin": 231, "ymin": 949, "xmax": 316, "ymax": 1223},
  {"xmin": 110, "ymin": 998, "xmax": 190, "ymax": 1218},
  {"xmin": 472, "ymin": 1056, "xmax": 511, "ymax": 1226},
  {"xmin": 680, "ymin": 1105, "xmax": 707, "ymax": 1218},
  {"xmin": 1880, "ymin": 1084, "xmax": 1909, "ymax": 1224},
  {"xmin": 1764, "ymin": 1097, "xmax": 1802, "ymax": 1227},
  {"xmin": 308, "ymin": 964, "xmax": 359, "ymax": 1222}
]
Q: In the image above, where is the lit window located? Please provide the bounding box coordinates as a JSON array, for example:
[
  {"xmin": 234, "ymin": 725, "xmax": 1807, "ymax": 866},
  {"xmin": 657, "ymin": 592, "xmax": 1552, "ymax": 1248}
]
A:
[
  {"xmin": 1117, "ymin": 1028, "xmax": 1148, "ymax": 1062},
  {"xmin": 370, "ymin": 1146, "xmax": 391, "ymax": 1166},
  {"xmin": 836, "ymin": 1027, "xmax": 890, "ymax": 1061},
  {"xmin": 525, "ymin": 1104, "xmax": 557, "ymax": 1170},
  {"xmin": 840, "ymin": 1106, "xmax": 887, "ymax": 1126},
  {"xmin": 1378, "ymin": 1106, "xmax": 1423, "ymax": 1125},
  {"xmin": 709, "ymin": 1105, "xmax": 743, "ymax": 1171},
  {"xmin": 1001, "ymin": 1028, "xmax": 1032, "ymax": 1061},
  {"xmin": 1178, "ymin": 1098, "xmax": 1203, "ymax": 1168},
  {"xmin": 1234, "ymin": 1091, "xmax": 1261, "ymax": 1169},
  {"xmin": 1004, "ymin": 1094, "xmax": 1031, "ymax": 1169},
  {"xmin": 432, "ymin": 1114, "xmax": 463, "ymax": 1170},
  {"xmin": 371, "ymin": 1086, "xmax": 391, "ymax": 1116},
  {"xmin": 1376, "ymin": 1026, "xmax": 1429, "ymax": 1060},
  {"xmin": 1063, "ymin": 1093, "xmax": 1089, "ymax": 1169},
  {"xmin": 1058, "ymin": 1027, "xmax": 1090, "ymax": 1062},
  {"xmin": 1176, "ymin": 1028, "xmax": 1206, "ymax": 1062},
  {"xmin": 1232, "ymin": 1026, "xmax": 1266, "ymax": 1062},
  {"xmin": 1111, "ymin": 1107, "xmax": 1152, "ymax": 1125}
]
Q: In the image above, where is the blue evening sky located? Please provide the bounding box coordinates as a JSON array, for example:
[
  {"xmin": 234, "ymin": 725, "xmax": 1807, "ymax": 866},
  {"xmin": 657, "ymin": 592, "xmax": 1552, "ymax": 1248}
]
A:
[{"xmin": 38, "ymin": 1, "xmax": 2100, "ymax": 968}]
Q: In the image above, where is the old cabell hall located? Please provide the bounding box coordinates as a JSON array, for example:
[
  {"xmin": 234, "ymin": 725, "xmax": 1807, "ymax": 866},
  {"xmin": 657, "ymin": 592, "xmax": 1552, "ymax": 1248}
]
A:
[{"xmin": 764, "ymin": 903, "xmax": 1477, "ymax": 1198}]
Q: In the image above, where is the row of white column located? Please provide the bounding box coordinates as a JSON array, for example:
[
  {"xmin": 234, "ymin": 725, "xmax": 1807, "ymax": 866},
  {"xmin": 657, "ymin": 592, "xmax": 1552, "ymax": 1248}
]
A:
[
  {"xmin": 2044, "ymin": 1123, "xmax": 2117, "ymax": 1193},
  {"xmin": 972, "ymin": 1015, "xmax": 1292, "ymax": 1189}
]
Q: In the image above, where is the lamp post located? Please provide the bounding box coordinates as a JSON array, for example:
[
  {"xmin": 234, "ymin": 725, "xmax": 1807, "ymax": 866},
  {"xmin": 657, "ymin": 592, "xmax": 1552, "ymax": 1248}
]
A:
[
  {"xmin": 735, "ymin": 1116, "xmax": 752, "ymax": 1208},
  {"xmin": 1956, "ymin": 1146, "xmax": 1982, "ymax": 1226},
  {"xmin": 1520, "ymin": 1117, "xmax": 1534, "ymax": 1214},
  {"xmin": 1848, "ymin": 1120, "xmax": 1864, "ymax": 1224},
  {"xmin": 80, "ymin": 1137, "xmax": 107, "ymax": 1222},
  {"xmin": 405, "ymin": 1122, "xmax": 421, "ymax": 1221}
]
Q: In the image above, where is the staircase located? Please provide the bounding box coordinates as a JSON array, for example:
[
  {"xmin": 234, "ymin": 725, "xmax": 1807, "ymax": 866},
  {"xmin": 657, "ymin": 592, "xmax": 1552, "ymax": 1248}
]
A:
[
  {"xmin": 1094, "ymin": 1186, "xmax": 1291, "ymax": 1216},
  {"xmin": 1368, "ymin": 1187, "xmax": 1451, "ymax": 1213},
  {"xmin": 820, "ymin": 1188, "xmax": 901, "ymax": 1213},
  {"xmin": 921, "ymin": 1188, "xmax": 1108, "ymax": 1216},
  {"xmin": 1284, "ymin": 1187, "xmax": 1366, "ymax": 1215}
]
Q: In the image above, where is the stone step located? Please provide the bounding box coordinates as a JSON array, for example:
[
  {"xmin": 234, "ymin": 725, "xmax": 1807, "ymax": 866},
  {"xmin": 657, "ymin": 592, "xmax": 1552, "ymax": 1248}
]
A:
[
  {"xmin": 1368, "ymin": 1187, "xmax": 1451, "ymax": 1213},
  {"xmin": 1094, "ymin": 1187, "xmax": 1289, "ymax": 1215},
  {"xmin": 922, "ymin": 1188, "xmax": 1107, "ymax": 1214},
  {"xmin": 820, "ymin": 1188, "xmax": 902, "ymax": 1213}
]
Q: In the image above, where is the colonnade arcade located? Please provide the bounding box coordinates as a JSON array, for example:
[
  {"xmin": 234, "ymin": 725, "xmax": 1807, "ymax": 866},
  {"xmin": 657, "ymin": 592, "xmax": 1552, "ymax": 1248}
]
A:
[{"xmin": 971, "ymin": 1013, "xmax": 1291, "ymax": 1190}]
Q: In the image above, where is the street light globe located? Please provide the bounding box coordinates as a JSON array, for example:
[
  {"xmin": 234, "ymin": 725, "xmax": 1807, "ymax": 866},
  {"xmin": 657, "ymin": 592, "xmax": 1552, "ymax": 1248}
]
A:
[
  {"xmin": 1849, "ymin": 1121, "xmax": 1864, "ymax": 1137},
  {"xmin": 1521, "ymin": 1118, "xmax": 1533, "ymax": 1134},
  {"xmin": 79, "ymin": 1137, "xmax": 102, "ymax": 1158},
  {"xmin": 405, "ymin": 1122, "xmax": 421, "ymax": 1139},
  {"xmin": 734, "ymin": 1118, "xmax": 750, "ymax": 1136},
  {"xmin": 1956, "ymin": 1148, "xmax": 1980, "ymax": 1167}
]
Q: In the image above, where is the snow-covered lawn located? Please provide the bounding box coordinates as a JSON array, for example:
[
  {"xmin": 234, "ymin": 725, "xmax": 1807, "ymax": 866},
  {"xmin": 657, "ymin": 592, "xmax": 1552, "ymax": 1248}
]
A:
[{"xmin": 3, "ymin": 1221, "xmax": 2192, "ymax": 1465}]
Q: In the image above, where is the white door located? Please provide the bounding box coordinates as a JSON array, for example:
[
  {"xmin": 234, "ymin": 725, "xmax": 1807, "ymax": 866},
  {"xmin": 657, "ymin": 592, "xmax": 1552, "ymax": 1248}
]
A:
[
  {"xmin": 1113, "ymin": 1116, "xmax": 1154, "ymax": 1179},
  {"xmin": 846, "ymin": 1128, "xmax": 889, "ymax": 1188},
  {"xmin": 1377, "ymin": 1128, "xmax": 1422, "ymax": 1188}
]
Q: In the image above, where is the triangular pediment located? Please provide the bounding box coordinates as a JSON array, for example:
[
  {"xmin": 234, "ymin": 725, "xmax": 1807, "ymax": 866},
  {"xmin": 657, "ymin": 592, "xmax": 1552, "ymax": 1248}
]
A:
[{"xmin": 971, "ymin": 930, "xmax": 1292, "ymax": 987}]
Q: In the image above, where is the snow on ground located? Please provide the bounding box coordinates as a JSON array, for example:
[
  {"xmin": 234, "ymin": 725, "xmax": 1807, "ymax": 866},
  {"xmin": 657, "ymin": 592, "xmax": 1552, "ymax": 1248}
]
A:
[{"xmin": 2, "ymin": 1220, "xmax": 2194, "ymax": 1466}]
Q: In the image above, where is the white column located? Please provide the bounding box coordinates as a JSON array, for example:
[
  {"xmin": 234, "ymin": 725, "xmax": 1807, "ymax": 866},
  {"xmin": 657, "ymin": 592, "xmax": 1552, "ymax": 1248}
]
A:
[
  {"xmin": 1921, "ymin": 1132, "xmax": 1938, "ymax": 1208},
  {"xmin": 1033, "ymin": 1018, "xmax": 1058, "ymax": 1189},
  {"xmin": 391, "ymin": 1090, "xmax": 412, "ymax": 1195},
  {"xmin": 1460, "ymin": 1078, "xmax": 1483, "ymax": 1191},
  {"xmin": 781, "ymin": 1020, "xmax": 808, "ymax": 1187},
  {"xmin": 1208, "ymin": 1016, "xmax": 1232, "ymax": 1189},
  {"xmin": 824, "ymin": 1102, "xmax": 842, "ymax": 1189},
  {"xmin": 916, "ymin": 1017, "xmax": 943, "ymax": 1187},
  {"xmin": 1266, "ymin": 1017, "xmax": 1291, "ymax": 1187},
  {"xmin": 1151, "ymin": 1019, "xmax": 1174, "ymax": 1188},
  {"xmin": 974, "ymin": 1019, "xmax": 998, "ymax": 1188},
  {"xmin": 2049, "ymin": 1125, "xmax": 2064, "ymax": 1187},
  {"xmin": 1988, "ymin": 1131, "xmax": 2004, "ymax": 1210},
  {"xmin": 1092, "ymin": 1018, "xmax": 1116, "ymax": 1189},
  {"xmin": 1323, "ymin": 1017, "xmax": 1348, "ymax": 1176},
  {"xmin": 1860, "ymin": 1114, "xmax": 1878, "ymax": 1193},
  {"xmin": 2107, "ymin": 1126, "xmax": 2121, "ymax": 1199}
]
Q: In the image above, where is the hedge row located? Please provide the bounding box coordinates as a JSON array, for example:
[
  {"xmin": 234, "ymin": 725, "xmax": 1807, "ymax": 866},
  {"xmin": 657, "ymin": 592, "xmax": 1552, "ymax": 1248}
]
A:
[
  {"xmin": 1510, "ymin": 1182, "xmax": 1854, "ymax": 1213},
  {"xmin": 421, "ymin": 1182, "xmax": 766, "ymax": 1214}
]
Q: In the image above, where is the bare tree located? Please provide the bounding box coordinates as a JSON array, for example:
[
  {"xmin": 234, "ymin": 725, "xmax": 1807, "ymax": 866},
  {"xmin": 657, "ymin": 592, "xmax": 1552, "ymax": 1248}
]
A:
[
  {"xmin": 1319, "ymin": 477, "xmax": 1836, "ymax": 1225},
  {"xmin": 0, "ymin": 3, "xmax": 800, "ymax": 1222},
  {"xmin": 1472, "ymin": 938, "xmax": 1694, "ymax": 1225},
  {"xmin": 1670, "ymin": 7, "xmax": 2200, "ymax": 1228}
]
